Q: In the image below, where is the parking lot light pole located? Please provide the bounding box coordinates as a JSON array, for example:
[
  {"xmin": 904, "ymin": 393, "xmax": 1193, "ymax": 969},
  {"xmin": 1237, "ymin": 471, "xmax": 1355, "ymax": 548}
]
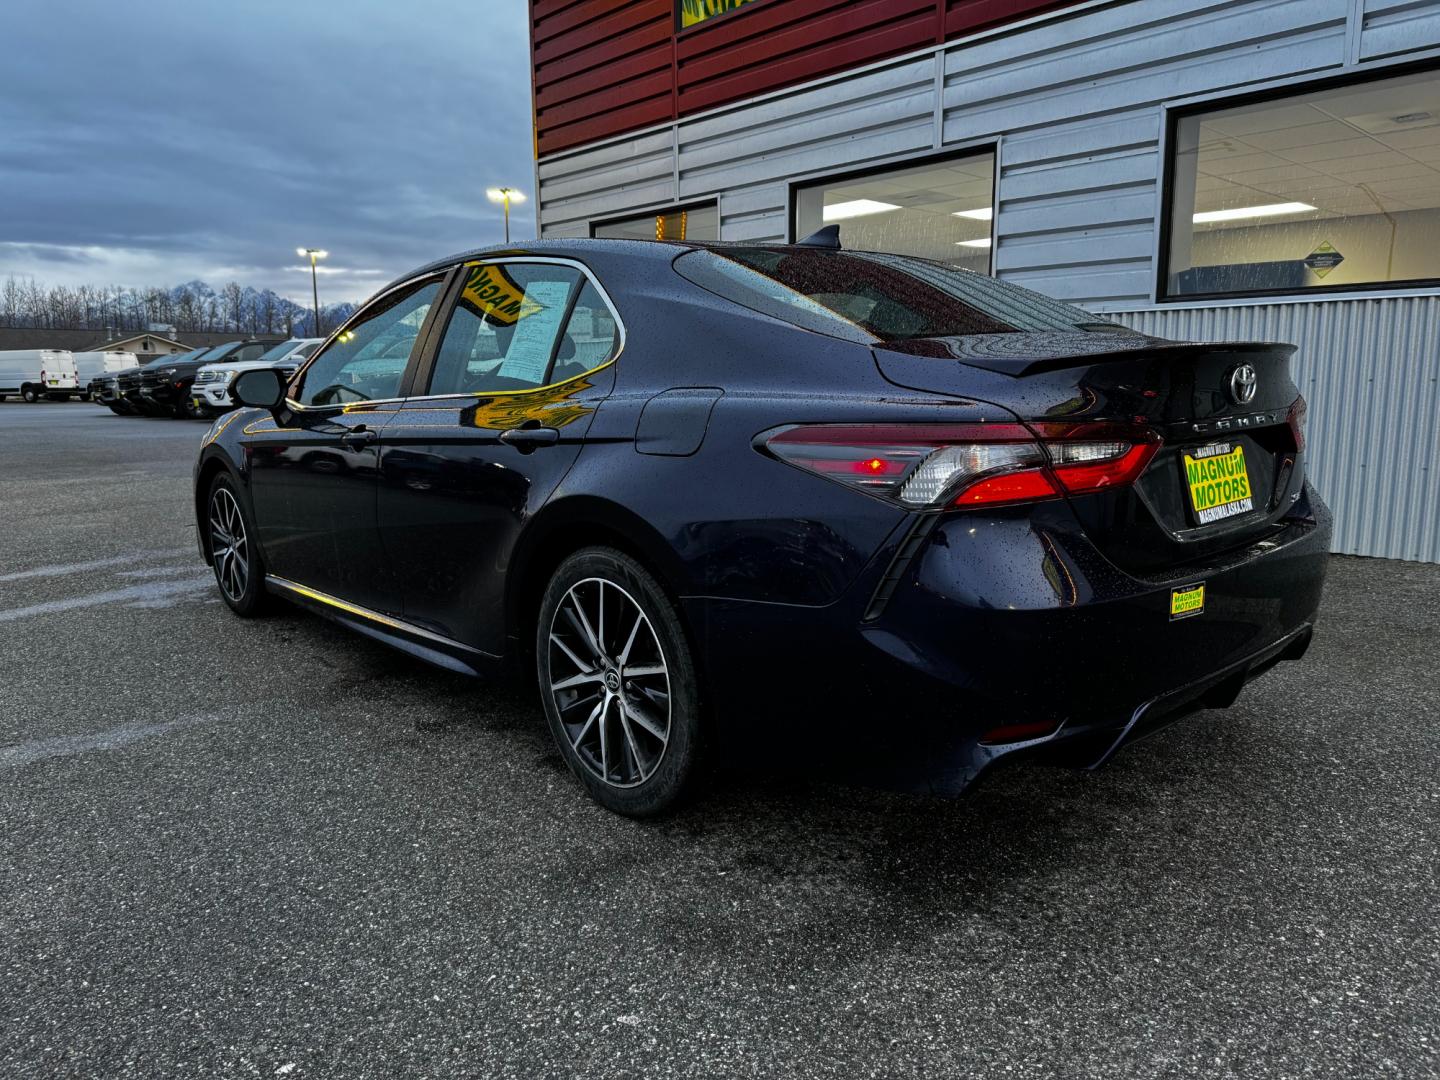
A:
[
  {"xmin": 297, "ymin": 248, "xmax": 328, "ymax": 336},
  {"xmin": 486, "ymin": 187, "xmax": 526, "ymax": 244}
]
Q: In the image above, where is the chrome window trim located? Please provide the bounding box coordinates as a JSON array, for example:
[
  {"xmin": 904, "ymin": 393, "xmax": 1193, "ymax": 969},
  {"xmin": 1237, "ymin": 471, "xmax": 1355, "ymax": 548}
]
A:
[{"xmin": 282, "ymin": 255, "xmax": 625, "ymax": 412}]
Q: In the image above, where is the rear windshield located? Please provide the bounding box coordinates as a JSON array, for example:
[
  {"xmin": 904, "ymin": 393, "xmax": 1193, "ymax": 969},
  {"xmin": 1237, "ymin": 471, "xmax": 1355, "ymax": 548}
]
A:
[{"xmin": 673, "ymin": 247, "xmax": 1126, "ymax": 344}]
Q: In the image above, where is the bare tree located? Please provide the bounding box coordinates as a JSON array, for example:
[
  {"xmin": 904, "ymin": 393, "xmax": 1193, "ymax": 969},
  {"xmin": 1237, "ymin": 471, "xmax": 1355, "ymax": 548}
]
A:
[{"xmin": 1, "ymin": 277, "xmax": 21, "ymax": 327}]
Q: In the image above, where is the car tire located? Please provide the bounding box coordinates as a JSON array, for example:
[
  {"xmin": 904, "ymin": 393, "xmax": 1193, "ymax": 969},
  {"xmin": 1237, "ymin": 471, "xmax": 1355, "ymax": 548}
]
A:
[
  {"xmin": 536, "ymin": 547, "xmax": 702, "ymax": 817},
  {"xmin": 21, "ymin": 385, "xmax": 40, "ymax": 403},
  {"xmin": 206, "ymin": 473, "xmax": 269, "ymax": 617}
]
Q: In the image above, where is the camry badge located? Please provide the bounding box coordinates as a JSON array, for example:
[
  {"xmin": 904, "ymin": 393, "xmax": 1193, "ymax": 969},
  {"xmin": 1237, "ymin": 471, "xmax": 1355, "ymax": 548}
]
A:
[{"xmin": 1229, "ymin": 363, "xmax": 1258, "ymax": 406}]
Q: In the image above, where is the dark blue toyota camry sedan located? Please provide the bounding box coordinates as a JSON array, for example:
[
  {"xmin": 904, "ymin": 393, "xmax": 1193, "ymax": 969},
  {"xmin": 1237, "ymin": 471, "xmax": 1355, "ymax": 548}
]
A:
[{"xmin": 195, "ymin": 234, "xmax": 1330, "ymax": 815}]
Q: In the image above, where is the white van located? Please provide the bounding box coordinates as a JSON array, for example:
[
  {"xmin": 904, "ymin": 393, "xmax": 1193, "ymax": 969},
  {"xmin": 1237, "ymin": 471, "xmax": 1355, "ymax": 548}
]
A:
[
  {"xmin": 0, "ymin": 350, "xmax": 82, "ymax": 402},
  {"xmin": 72, "ymin": 350, "xmax": 138, "ymax": 396}
]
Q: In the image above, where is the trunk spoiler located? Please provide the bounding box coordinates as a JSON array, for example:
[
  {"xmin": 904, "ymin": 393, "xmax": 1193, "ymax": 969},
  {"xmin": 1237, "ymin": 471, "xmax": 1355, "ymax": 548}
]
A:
[{"xmin": 874, "ymin": 333, "xmax": 1297, "ymax": 378}]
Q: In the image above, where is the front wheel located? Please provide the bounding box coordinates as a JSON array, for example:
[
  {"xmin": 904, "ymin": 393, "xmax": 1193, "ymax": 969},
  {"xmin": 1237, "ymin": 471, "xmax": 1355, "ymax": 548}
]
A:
[
  {"xmin": 537, "ymin": 548, "xmax": 702, "ymax": 816},
  {"xmin": 207, "ymin": 474, "xmax": 269, "ymax": 616}
]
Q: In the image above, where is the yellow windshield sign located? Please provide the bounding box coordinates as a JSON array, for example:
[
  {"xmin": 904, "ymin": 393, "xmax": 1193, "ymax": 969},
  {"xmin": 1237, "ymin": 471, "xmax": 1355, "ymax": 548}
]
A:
[
  {"xmin": 459, "ymin": 263, "xmax": 540, "ymax": 326},
  {"xmin": 680, "ymin": 0, "xmax": 758, "ymax": 28}
]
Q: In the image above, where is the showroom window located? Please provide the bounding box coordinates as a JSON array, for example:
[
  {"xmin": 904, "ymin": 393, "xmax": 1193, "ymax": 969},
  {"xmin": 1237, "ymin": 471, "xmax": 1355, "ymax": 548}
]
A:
[
  {"xmin": 592, "ymin": 203, "xmax": 718, "ymax": 242},
  {"xmin": 1165, "ymin": 67, "xmax": 1440, "ymax": 298},
  {"xmin": 792, "ymin": 149, "xmax": 997, "ymax": 272}
]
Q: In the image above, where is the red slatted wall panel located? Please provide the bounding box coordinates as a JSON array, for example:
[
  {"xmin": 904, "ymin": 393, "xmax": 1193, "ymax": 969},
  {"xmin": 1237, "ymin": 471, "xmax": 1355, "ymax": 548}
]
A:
[{"xmin": 532, "ymin": 0, "xmax": 1079, "ymax": 157}]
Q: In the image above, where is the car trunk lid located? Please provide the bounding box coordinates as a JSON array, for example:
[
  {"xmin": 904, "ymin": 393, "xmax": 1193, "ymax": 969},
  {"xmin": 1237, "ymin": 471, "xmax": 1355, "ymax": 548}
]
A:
[{"xmin": 873, "ymin": 332, "xmax": 1306, "ymax": 572}]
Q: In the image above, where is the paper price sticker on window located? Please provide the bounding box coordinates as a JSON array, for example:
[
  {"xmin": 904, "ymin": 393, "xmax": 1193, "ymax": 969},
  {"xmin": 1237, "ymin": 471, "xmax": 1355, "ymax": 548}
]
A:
[{"xmin": 497, "ymin": 279, "xmax": 573, "ymax": 384}]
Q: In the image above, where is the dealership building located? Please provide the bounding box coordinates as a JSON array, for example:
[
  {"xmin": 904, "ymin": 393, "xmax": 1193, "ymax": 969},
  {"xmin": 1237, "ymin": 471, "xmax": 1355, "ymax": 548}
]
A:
[{"xmin": 530, "ymin": 0, "xmax": 1440, "ymax": 562}]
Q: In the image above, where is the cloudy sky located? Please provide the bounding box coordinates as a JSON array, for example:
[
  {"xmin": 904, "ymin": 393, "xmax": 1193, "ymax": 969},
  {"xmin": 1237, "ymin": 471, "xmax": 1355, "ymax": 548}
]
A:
[{"xmin": 0, "ymin": 0, "xmax": 534, "ymax": 305}]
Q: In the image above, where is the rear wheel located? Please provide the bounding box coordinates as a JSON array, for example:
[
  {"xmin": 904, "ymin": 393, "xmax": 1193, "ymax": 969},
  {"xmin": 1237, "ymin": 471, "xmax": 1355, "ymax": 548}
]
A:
[
  {"xmin": 21, "ymin": 385, "xmax": 40, "ymax": 403},
  {"xmin": 537, "ymin": 547, "xmax": 702, "ymax": 816},
  {"xmin": 207, "ymin": 474, "xmax": 268, "ymax": 616}
]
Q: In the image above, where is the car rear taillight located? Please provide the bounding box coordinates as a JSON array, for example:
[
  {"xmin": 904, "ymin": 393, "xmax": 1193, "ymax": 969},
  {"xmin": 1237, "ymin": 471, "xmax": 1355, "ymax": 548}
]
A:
[
  {"xmin": 762, "ymin": 421, "xmax": 1161, "ymax": 509},
  {"xmin": 1287, "ymin": 395, "xmax": 1307, "ymax": 452}
]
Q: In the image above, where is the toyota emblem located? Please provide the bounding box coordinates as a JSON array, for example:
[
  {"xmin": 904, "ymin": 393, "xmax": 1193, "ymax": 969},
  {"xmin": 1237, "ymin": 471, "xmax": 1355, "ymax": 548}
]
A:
[{"xmin": 1228, "ymin": 363, "xmax": 1258, "ymax": 406}]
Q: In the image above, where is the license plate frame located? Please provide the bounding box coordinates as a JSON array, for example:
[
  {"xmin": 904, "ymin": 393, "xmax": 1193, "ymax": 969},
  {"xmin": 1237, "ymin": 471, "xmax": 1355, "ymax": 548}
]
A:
[{"xmin": 1182, "ymin": 441, "xmax": 1254, "ymax": 525}]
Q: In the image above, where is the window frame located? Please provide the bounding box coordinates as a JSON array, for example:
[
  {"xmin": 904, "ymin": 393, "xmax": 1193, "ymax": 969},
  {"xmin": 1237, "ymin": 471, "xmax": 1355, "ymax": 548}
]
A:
[
  {"xmin": 589, "ymin": 199, "xmax": 720, "ymax": 242},
  {"xmin": 407, "ymin": 256, "xmax": 627, "ymax": 402},
  {"xmin": 1157, "ymin": 59, "xmax": 1440, "ymax": 304},
  {"xmin": 786, "ymin": 144, "xmax": 1001, "ymax": 271},
  {"xmin": 285, "ymin": 269, "xmax": 454, "ymax": 412}
]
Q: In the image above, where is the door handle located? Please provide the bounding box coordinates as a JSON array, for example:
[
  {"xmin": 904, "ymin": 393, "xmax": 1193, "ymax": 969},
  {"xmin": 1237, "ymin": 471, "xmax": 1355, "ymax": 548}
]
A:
[
  {"xmin": 499, "ymin": 426, "xmax": 561, "ymax": 448},
  {"xmin": 341, "ymin": 426, "xmax": 376, "ymax": 449}
]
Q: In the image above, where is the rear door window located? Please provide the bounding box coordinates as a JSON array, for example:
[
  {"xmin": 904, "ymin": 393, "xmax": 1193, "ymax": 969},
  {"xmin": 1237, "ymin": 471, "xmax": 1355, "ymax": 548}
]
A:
[{"xmin": 425, "ymin": 263, "xmax": 585, "ymax": 396}]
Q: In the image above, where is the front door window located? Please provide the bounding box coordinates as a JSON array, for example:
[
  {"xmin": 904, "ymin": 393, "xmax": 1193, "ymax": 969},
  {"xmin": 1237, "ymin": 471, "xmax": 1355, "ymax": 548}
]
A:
[{"xmin": 295, "ymin": 278, "xmax": 442, "ymax": 406}]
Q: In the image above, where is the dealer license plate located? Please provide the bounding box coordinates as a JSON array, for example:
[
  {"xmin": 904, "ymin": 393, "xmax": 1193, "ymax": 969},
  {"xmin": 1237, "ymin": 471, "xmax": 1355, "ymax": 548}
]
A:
[{"xmin": 1183, "ymin": 442, "xmax": 1254, "ymax": 525}]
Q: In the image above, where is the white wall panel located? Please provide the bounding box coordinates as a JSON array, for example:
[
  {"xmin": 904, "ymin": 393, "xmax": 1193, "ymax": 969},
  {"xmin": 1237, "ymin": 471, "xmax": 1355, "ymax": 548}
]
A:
[
  {"xmin": 1360, "ymin": 0, "xmax": 1440, "ymax": 59},
  {"xmin": 538, "ymin": 131, "xmax": 675, "ymax": 237},
  {"xmin": 678, "ymin": 59, "xmax": 935, "ymax": 196}
]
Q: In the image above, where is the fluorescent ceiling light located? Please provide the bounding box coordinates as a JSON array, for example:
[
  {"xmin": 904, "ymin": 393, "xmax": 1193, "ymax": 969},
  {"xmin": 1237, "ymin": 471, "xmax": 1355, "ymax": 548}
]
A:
[
  {"xmin": 1193, "ymin": 202, "xmax": 1315, "ymax": 223},
  {"xmin": 952, "ymin": 207, "xmax": 993, "ymax": 221},
  {"xmin": 955, "ymin": 238, "xmax": 992, "ymax": 248},
  {"xmin": 822, "ymin": 199, "xmax": 900, "ymax": 222}
]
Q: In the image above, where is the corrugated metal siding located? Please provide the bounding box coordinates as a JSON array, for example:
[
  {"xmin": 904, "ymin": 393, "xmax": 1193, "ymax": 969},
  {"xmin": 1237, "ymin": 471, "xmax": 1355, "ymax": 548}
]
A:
[
  {"xmin": 538, "ymin": 129, "xmax": 676, "ymax": 237},
  {"xmin": 532, "ymin": 0, "xmax": 675, "ymax": 160},
  {"xmin": 1359, "ymin": 0, "xmax": 1440, "ymax": 59},
  {"xmin": 1113, "ymin": 298, "xmax": 1440, "ymax": 564},
  {"xmin": 530, "ymin": 0, "xmax": 1079, "ymax": 156},
  {"xmin": 678, "ymin": 57, "xmax": 938, "ymax": 203},
  {"xmin": 540, "ymin": 0, "xmax": 1354, "ymax": 292}
]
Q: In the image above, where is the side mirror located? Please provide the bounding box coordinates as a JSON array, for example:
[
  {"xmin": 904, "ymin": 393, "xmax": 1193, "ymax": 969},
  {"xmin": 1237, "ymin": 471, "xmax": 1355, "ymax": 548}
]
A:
[{"xmin": 233, "ymin": 368, "xmax": 287, "ymax": 410}]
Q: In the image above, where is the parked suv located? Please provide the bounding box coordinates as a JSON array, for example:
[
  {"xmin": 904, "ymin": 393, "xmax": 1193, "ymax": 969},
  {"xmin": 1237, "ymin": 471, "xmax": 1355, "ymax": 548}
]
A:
[
  {"xmin": 191, "ymin": 338, "xmax": 322, "ymax": 417},
  {"xmin": 140, "ymin": 340, "xmax": 271, "ymax": 418},
  {"xmin": 107, "ymin": 349, "xmax": 209, "ymax": 415}
]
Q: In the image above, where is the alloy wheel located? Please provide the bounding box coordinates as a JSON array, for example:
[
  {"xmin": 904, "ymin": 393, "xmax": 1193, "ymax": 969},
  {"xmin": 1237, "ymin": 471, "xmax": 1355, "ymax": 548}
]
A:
[
  {"xmin": 546, "ymin": 577, "xmax": 671, "ymax": 788},
  {"xmin": 208, "ymin": 487, "xmax": 250, "ymax": 603}
]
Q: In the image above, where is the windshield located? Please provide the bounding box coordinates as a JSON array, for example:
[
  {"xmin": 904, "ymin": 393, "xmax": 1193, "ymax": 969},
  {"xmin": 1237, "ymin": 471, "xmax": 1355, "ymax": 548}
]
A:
[
  {"xmin": 256, "ymin": 340, "xmax": 300, "ymax": 363},
  {"xmin": 673, "ymin": 247, "xmax": 1127, "ymax": 343},
  {"xmin": 194, "ymin": 342, "xmax": 241, "ymax": 364},
  {"xmin": 144, "ymin": 351, "xmax": 194, "ymax": 368}
]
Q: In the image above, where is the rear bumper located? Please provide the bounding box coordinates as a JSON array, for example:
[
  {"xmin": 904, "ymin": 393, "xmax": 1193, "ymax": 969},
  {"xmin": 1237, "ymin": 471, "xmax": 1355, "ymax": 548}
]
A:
[{"xmin": 685, "ymin": 483, "xmax": 1331, "ymax": 793}]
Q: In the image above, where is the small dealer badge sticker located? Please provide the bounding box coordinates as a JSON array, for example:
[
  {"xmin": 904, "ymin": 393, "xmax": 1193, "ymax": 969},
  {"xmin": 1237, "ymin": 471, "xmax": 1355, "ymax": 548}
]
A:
[{"xmin": 1170, "ymin": 582, "xmax": 1206, "ymax": 620}]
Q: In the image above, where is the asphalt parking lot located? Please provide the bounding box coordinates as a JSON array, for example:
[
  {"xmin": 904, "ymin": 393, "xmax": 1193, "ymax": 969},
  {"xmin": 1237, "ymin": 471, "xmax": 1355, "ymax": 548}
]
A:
[{"xmin": 1, "ymin": 402, "xmax": 1437, "ymax": 1079}]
